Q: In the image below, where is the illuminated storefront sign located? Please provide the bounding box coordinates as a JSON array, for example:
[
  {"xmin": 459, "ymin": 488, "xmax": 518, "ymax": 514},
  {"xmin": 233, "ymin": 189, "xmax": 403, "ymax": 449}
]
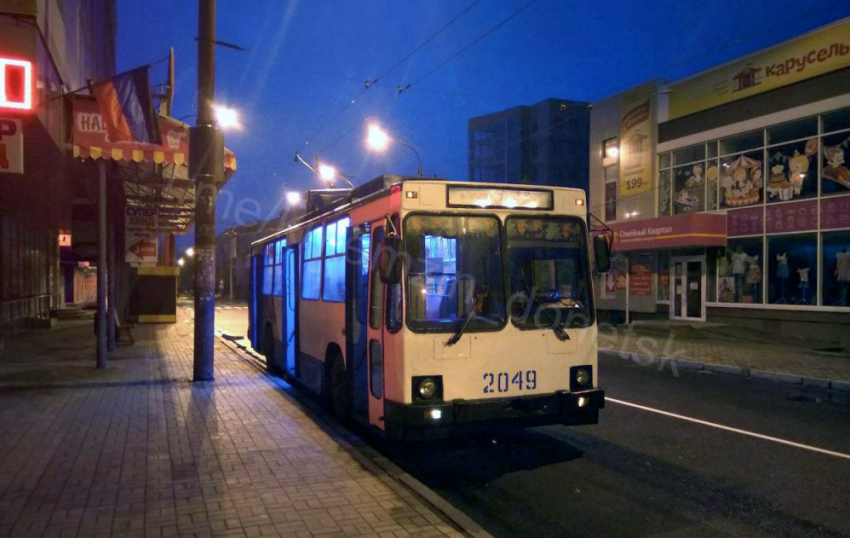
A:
[
  {"xmin": 668, "ymin": 19, "xmax": 850, "ymax": 120},
  {"xmin": 447, "ymin": 186, "xmax": 553, "ymax": 210},
  {"xmin": 0, "ymin": 58, "xmax": 33, "ymax": 111},
  {"xmin": 610, "ymin": 213, "xmax": 726, "ymax": 251}
]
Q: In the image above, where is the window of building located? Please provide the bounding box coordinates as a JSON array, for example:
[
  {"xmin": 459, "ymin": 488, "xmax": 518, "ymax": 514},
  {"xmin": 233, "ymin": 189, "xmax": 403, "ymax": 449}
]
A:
[
  {"xmin": 767, "ymin": 234, "xmax": 817, "ymax": 305},
  {"xmin": 656, "ymin": 251, "xmax": 670, "ymax": 302},
  {"xmin": 672, "ymin": 144, "xmax": 705, "ymax": 166},
  {"xmin": 719, "ymin": 130, "xmax": 763, "ymax": 156},
  {"xmin": 322, "ymin": 216, "xmax": 350, "ymax": 302},
  {"xmin": 604, "ymin": 165, "xmax": 618, "ymax": 221},
  {"xmin": 302, "ymin": 226, "xmax": 323, "ymax": 300},
  {"xmin": 822, "ymin": 107, "xmax": 850, "ymax": 134},
  {"xmin": 821, "ymin": 129, "xmax": 850, "ymax": 197},
  {"xmin": 603, "ymin": 137, "xmax": 619, "ymax": 167},
  {"xmin": 767, "ymin": 118, "xmax": 817, "ymax": 145},
  {"xmin": 718, "ymin": 238, "xmax": 763, "ymax": 304},
  {"xmin": 823, "ymin": 231, "xmax": 850, "ymax": 307},
  {"xmin": 766, "ymin": 139, "xmax": 816, "ymax": 202},
  {"xmin": 720, "ymin": 150, "xmax": 763, "ymax": 209}
]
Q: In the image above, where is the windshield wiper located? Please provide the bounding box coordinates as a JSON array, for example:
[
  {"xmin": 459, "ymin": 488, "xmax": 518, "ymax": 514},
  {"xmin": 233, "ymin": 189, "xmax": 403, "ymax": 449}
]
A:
[{"xmin": 444, "ymin": 287, "xmax": 489, "ymax": 347}]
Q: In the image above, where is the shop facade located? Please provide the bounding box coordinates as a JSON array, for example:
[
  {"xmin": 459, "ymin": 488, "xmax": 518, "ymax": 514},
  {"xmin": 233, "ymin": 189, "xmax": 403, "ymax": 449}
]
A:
[{"xmin": 590, "ymin": 18, "xmax": 850, "ymax": 340}]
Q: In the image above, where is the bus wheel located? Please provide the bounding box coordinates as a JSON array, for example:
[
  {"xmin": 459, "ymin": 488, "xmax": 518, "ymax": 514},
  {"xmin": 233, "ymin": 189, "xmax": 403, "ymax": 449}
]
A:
[
  {"xmin": 263, "ymin": 326, "xmax": 275, "ymax": 373},
  {"xmin": 326, "ymin": 351, "xmax": 350, "ymax": 422}
]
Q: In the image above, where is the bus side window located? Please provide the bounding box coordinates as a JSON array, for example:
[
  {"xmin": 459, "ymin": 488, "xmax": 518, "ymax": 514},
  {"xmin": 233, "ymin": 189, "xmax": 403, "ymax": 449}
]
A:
[
  {"xmin": 385, "ymin": 215, "xmax": 402, "ymax": 333},
  {"xmin": 369, "ymin": 227, "xmax": 385, "ymax": 330}
]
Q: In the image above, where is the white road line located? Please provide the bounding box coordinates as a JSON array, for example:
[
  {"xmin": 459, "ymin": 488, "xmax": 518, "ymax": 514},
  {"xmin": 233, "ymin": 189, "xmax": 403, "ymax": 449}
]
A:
[{"xmin": 607, "ymin": 397, "xmax": 850, "ymax": 461}]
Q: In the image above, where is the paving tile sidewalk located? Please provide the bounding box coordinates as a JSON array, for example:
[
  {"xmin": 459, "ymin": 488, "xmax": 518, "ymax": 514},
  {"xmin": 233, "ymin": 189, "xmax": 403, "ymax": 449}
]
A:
[
  {"xmin": 599, "ymin": 324, "xmax": 850, "ymax": 389},
  {"xmin": 0, "ymin": 311, "xmax": 466, "ymax": 538}
]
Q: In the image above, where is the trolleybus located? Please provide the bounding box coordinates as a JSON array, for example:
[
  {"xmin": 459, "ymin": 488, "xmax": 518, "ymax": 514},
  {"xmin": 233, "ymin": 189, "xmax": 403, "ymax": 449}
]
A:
[{"xmin": 249, "ymin": 175, "xmax": 610, "ymax": 440}]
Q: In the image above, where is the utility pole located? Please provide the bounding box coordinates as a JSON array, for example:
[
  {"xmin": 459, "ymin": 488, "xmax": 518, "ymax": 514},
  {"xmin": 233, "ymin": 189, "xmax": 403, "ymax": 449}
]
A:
[
  {"xmin": 96, "ymin": 160, "xmax": 107, "ymax": 368},
  {"xmin": 192, "ymin": 0, "xmax": 220, "ymax": 381}
]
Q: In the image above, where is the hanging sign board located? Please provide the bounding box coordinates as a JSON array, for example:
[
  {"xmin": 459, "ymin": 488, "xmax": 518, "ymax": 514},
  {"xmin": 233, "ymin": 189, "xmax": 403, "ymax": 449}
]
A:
[
  {"xmin": 125, "ymin": 206, "xmax": 159, "ymax": 264},
  {"xmin": 0, "ymin": 118, "xmax": 23, "ymax": 174}
]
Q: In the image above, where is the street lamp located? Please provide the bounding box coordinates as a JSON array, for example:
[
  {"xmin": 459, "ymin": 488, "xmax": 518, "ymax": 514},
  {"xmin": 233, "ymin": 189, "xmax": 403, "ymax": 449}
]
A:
[
  {"xmin": 318, "ymin": 163, "xmax": 336, "ymax": 183},
  {"xmin": 214, "ymin": 105, "xmax": 240, "ymax": 130},
  {"xmin": 366, "ymin": 123, "xmax": 422, "ymax": 176},
  {"xmin": 293, "ymin": 152, "xmax": 355, "ymax": 189},
  {"xmin": 185, "ymin": 247, "xmax": 195, "ymax": 257},
  {"xmin": 177, "ymin": 258, "xmax": 185, "ymax": 267},
  {"xmin": 286, "ymin": 191, "xmax": 302, "ymax": 206}
]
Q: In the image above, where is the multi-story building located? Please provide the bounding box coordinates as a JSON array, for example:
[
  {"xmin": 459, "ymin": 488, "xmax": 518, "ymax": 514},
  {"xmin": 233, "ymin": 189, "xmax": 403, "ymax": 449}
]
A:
[
  {"xmin": 468, "ymin": 98, "xmax": 589, "ymax": 189},
  {"xmin": 589, "ymin": 18, "xmax": 850, "ymax": 340},
  {"xmin": 0, "ymin": 1, "xmax": 116, "ymax": 337}
]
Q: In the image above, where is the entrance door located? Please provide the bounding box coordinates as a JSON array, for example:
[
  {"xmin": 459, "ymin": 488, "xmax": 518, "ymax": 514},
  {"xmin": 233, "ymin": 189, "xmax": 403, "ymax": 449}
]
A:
[
  {"xmin": 282, "ymin": 247, "xmax": 297, "ymax": 375},
  {"xmin": 365, "ymin": 224, "xmax": 386, "ymax": 430},
  {"xmin": 671, "ymin": 256, "xmax": 705, "ymax": 321}
]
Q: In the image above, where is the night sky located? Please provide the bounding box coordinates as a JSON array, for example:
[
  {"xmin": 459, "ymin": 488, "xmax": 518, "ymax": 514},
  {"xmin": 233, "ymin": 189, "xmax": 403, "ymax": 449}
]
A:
[{"xmin": 116, "ymin": 0, "xmax": 848, "ymax": 246}]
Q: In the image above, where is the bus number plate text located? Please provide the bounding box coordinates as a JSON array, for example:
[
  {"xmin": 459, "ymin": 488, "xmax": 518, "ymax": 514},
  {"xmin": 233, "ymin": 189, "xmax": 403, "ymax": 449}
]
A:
[{"xmin": 482, "ymin": 371, "xmax": 537, "ymax": 394}]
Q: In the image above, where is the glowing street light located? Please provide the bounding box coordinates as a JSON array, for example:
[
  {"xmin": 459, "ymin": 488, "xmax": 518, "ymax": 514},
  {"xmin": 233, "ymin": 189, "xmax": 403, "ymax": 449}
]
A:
[
  {"xmin": 185, "ymin": 247, "xmax": 195, "ymax": 257},
  {"xmin": 286, "ymin": 191, "xmax": 302, "ymax": 206},
  {"xmin": 177, "ymin": 258, "xmax": 185, "ymax": 267},
  {"xmin": 318, "ymin": 163, "xmax": 337, "ymax": 183},
  {"xmin": 366, "ymin": 123, "xmax": 422, "ymax": 176},
  {"xmin": 214, "ymin": 105, "xmax": 240, "ymax": 130}
]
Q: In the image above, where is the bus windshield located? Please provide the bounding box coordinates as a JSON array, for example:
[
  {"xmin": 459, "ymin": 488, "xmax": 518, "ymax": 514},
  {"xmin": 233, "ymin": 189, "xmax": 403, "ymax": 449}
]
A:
[
  {"xmin": 405, "ymin": 214, "xmax": 505, "ymax": 332},
  {"xmin": 506, "ymin": 216, "xmax": 593, "ymax": 330}
]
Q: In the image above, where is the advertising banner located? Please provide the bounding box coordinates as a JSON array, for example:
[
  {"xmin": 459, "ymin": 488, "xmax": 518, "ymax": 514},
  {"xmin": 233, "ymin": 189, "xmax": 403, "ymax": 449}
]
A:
[
  {"xmin": 629, "ymin": 253, "xmax": 654, "ymax": 297},
  {"xmin": 611, "ymin": 213, "xmax": 726, "ymax": 251},
  {"xmin": 125, "ymin": 206, "xmax": 159, "ymax": 264},
  {"xmin": 618, "ymin": 82, "xmax": 655, "ymax": 198},
  {"xmin": 668, "ymin": 19, "xmax": 850, "ymax": 120},
  {"xmin": 765, "ymin": 200, "xmax": 818, "ymax": 234},
  {"xmin": 820, "ymin": 194, "xmax": 850, "ymax": 230},
  {"xmin": 727, "ymin": 206, "xmax": 764, "ymax": 237}
]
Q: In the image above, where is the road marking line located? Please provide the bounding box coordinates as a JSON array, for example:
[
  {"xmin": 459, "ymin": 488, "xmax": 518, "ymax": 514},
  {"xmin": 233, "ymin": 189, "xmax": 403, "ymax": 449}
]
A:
[{"xmin": 607, "ymin": 397, "xmax": 850, "ymax": 461}]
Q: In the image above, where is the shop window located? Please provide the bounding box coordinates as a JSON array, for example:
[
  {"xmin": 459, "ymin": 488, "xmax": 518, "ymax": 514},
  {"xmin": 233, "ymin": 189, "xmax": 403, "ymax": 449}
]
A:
[
  {"xmin": 822, "ymin": 107, "xmax": 850, "ymax": 134},
  {"xmin": 604, "ymin": 165, "xmax": 617, "ymax": 221},
  {"xmin": 718, "ymin": 238, "xmax": 763, "ymax": 304},
  {"xmin": 822, "ymin": 231, "xmax": 850, "ymax": 307},
  {"xmin": 707, "ymin": 141, "xmax": 718, "ymax": 159},
  {"xmin": 657, "ymin": 169, "xmax": 671, "ymax": 216},
  {"xmin": 706, "ymin": 248, "xmax": 719, "ymax": 302},
  {"xmin": 656, "ymin": 252, "xmax": 670, "ymax": 302},
  {"xmin": 672, "ymin": 144, "xmax": 705, "ymax": 166},
  {"xmin": 767, "ymin": 234, "xmax": 817, "ymax": 305},
  {"xmin": 766, "ymin": 140, "xmax": 817, "ymax": 203},
  {"xmin": 767, "ymin": 118, "xmax": 817, "ymax": 145},
  {"xmin": 603, "ymin": 137, "xmax": 619, "ymax": 165},
  {"xmin": 673, "ymin": 163, "xmax": 706, "ymax": 214},
  {"xmin": 659, "ymin": 152, "xmax": 671, "ymax": 169},
  {"xmin": 820, "ymin": 130, "xmax": 850, "ymax": 196},
  {"xmin": 719, "ymin": 130, "xmax": 763, "ymax": 156},
  {"xmin": 720, "ymin": 151, "xmax": 763, "ymax": 209}
]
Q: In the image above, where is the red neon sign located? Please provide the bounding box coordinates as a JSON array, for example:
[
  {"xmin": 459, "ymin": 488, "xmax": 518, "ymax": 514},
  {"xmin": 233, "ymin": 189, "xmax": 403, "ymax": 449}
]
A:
[{"xmin": 0, "ymin": 58, "xmax": 33, "ymax": 111}]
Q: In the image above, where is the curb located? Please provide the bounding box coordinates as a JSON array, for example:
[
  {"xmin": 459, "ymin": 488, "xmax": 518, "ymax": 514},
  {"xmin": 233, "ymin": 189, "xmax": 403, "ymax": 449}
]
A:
[
  {"xmin": 212, "ymin": 324, "xmax": 493, "ymax": 538},
  {"xmin": 599, "ymin": 349, "xmax": 850, "ymax": 404}
]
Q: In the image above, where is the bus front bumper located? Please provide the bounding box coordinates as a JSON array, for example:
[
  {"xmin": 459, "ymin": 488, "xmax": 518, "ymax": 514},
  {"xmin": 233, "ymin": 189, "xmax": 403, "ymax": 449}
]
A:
[{"xmin": 383, "ymin": 389, "xmax": 604, "ymax": 440}]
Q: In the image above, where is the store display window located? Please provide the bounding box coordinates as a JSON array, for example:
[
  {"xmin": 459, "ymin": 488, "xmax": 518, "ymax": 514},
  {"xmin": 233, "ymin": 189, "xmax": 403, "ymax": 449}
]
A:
[
  {"xmin": 657, "ymin": 251, "xmax": 670, "ymax": 302},
  {"xmin": 720, "ymin": 151, "xmax": 763, "ymax": 209},
  {"xmin": 719, "ymin": 238, "xmax": 763, "ymax": 304},
  {"xmin": 822, "ymin": 231, "xmax": 850, "ymax": 307},
  {"xmin": 673, "ymin": 163, "xmax": 706, "ymax": 214},
  {"xmin": 821, "ymin": 130, "xmax": 850, "ymax": 197},
  {"xmin": 767, "ymin": 234, "xmax": 817, "ymax": 305},
  {"xmin": 766, "ymin": 139, "xmax": 818, "ymax": 202},
  {"xmin": 658, "ymin": 169, "xmax": 672, "ymax": 216}
]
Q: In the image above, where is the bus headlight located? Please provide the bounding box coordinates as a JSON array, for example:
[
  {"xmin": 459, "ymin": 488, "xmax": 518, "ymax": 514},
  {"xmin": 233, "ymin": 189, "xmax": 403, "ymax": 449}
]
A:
[
  {"xmin": 413, "ymin": 376, "xmax": 443, "ymax": 401},
  {"xmin": 570, "ymin": 366, "xmax": 593, "ymax": 391}
]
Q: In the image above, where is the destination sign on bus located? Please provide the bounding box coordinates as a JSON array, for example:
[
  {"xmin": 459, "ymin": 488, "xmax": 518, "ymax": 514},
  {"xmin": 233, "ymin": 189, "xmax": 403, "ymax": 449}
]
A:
[{"xmin": 447, "ymin": 186, "xmax": 553, "ymax": 210}]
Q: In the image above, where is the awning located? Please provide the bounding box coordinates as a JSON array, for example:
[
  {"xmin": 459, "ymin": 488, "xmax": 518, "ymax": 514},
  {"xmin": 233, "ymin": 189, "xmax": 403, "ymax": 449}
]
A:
[
  {"xmin": 70, "ymin": 97, "xmax": 236, "ymax": 233},
  {"xmin": 607, "ymin": 213, "xmax": 727, "ymax": 252}
]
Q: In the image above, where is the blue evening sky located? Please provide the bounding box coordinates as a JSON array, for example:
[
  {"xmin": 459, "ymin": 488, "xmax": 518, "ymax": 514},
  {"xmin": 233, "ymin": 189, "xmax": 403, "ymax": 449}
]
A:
[{"xmin": 117, "ymin": 0, "xmax": 848, "ymax": 241}]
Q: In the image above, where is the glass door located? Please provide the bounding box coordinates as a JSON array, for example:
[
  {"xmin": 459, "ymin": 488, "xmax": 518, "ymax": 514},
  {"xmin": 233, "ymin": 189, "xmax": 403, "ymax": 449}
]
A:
[{"xmin": 671, "ymin": 256, "xmax": 705, "ymax": 321}]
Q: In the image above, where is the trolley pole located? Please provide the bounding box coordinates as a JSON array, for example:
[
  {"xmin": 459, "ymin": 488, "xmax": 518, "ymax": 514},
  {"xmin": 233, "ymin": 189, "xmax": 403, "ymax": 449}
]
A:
[{"xmin": 192, "ymin": 0, "xmax": 219, "ymax": 381}]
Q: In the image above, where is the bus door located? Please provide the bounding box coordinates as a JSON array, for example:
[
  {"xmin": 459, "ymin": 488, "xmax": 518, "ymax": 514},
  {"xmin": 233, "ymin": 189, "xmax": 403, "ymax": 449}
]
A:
[
  {"xmin": 250, "ymin": 253, "xmax": 262, "ymax": 349},
  {"xmin": 365, "ymin": 224, "xmax": 386, "ymax": 429},
  {"xmin": 282, "ymin": 246, "xmax": 298, "ymax": 376},
  {"xmin": 345, "ymin": 224, "xmax": 370, "ymax": 422}
]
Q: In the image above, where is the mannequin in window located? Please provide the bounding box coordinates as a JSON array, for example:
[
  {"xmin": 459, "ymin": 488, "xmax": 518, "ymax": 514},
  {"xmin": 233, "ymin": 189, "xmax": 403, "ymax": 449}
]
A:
[
  {"xmin": 775, "ymin": 252, "xmax": 789, "ymax": 303},
  {"xmin": 731, "ymin": 245, "xmax": 749, "ymax": 302},
  {"xmin": 797, "ymin": 266, "xmax": 811, "ymax": 304},
  {"xmin": 836, "ymin": 248, "xmax": 850, "ymax": 306},
  {"xmin": 746, "ymin": 256, "xmax": 761, "ymax": 303}
]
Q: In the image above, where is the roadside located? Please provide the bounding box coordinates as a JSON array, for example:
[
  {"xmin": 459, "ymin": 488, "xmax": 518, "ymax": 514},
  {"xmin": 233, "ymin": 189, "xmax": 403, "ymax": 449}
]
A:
[
  {"xmin": 0, "ymin": 309, "xmax": 479, "ymax": 537},
  {"xmin": 599, "ymin": 321, "xmax": 850, "ymax": 401}
]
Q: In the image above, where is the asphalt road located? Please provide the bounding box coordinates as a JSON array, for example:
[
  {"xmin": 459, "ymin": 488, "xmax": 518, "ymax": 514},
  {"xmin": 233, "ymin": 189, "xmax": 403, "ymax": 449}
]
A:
[{"xmin": 211, "ymin": 302, "xmax": 850, "ymax": 537}]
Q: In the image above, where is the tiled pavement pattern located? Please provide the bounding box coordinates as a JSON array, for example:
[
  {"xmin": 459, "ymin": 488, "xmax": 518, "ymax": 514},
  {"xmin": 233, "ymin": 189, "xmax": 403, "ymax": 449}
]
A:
[
  {"xmin": 599, "ymin": 325, "xmax": 850, "ymax": 383},
  {"xmin": 0, "ymin": 314, "xmax": 463, "ymax": 538}
]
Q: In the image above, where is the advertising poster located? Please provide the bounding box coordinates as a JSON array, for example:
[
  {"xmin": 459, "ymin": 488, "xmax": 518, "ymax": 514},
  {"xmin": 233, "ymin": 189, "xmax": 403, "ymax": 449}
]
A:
[
  {"xmin": 125, "ymin": 206, "xmax": 159, "ymax": 264},
  {"xmin": 618, "ymin": 82, "xmax": 654, "ymax": 198}
]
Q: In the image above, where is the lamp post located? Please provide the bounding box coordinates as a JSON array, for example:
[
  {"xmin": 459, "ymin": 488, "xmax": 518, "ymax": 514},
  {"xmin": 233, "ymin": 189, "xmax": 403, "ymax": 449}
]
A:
[
  {"xmin": 366, "ymin": 123, "xmax": 422, "ymax": 176},
  {"xmin": 294, "ymin": 152, "xmax": 355, "ymax": 189}
]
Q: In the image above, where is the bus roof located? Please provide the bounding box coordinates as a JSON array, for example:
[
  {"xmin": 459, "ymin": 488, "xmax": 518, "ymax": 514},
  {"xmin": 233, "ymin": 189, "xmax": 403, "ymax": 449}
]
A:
[{"xmin": 251, "ymin": 175, "xmax": 586, "ymax": 248}]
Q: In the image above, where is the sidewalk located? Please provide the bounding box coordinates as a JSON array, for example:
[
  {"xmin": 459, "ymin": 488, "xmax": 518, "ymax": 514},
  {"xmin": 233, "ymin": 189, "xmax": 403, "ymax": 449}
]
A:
[
  {"xmin": 0, "ymin": 310, "xmax": 467, "ymax": 538},
  {"xmin": 599, "ymin": 322, "xmax": 850, "ymax": 392}
]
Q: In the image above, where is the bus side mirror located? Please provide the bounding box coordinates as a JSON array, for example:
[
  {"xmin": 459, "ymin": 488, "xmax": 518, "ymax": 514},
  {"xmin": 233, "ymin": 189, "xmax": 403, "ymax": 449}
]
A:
[
  {"xmin": 593, "ymin": 235, "xmax": 611, "ymax": 273},
  {"xmin": 380, "ymin": 235, "xmax": 402, "ymax": 285}
]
